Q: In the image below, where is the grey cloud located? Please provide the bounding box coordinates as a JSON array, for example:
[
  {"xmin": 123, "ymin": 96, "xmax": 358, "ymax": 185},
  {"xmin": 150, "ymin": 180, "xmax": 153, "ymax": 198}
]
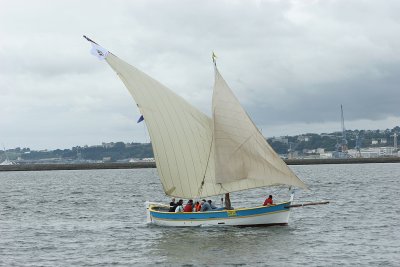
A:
[{"xmin": 0, "ymin": 0, "xmax": 399, "ymax": 149}]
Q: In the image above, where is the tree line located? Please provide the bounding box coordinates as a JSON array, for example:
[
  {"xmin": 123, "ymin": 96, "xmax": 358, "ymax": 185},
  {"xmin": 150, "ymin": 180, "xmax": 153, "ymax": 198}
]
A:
[{"xmin": 2, "ymin": 126, "xmax": 399, "ymax": 161}]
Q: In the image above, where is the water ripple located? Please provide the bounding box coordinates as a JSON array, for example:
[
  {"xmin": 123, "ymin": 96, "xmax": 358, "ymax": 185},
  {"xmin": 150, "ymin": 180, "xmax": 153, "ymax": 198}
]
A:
[{"xmin": 0, "ymin": 165, "xmax": 399, "ymax": 266}]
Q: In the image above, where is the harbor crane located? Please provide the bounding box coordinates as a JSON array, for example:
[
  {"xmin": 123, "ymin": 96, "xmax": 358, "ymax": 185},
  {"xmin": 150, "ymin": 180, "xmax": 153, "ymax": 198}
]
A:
[
  {"xmin": 391, "ymin": 132, "xmax": 398, "ymax": 151},
  {"xmin": 355, "ymin": 133, "xmax": 363, "ymax": 158}
]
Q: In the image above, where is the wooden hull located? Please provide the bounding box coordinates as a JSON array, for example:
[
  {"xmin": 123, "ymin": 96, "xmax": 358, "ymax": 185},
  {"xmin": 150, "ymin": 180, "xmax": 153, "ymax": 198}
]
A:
[{"xmin": 145, "ymin": 201, "xmax": 292, "ymax": 227}]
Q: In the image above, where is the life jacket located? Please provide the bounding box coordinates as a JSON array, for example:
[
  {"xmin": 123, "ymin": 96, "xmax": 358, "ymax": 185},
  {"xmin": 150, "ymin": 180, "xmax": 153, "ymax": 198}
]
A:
[{"xmin": 195, "ymin": 203, "xmax": 201, "ymax": 212}]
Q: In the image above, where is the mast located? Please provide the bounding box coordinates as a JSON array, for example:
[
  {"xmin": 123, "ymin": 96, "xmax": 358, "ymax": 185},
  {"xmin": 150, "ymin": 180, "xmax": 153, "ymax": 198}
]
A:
[
  {"xmin": 355, "ymin": 133, "xmax": 362, "ymax": 158},
  {"xmin": 340, "ymin": 104, "xmax": 348, "ymax": 153},
  {"xmin": 391, "ymin": 132, "xmax": 398, "ymax": 151}
]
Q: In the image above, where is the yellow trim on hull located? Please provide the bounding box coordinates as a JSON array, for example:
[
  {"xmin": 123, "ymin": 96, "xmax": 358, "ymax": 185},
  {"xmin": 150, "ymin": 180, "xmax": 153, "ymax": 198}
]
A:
[{"xmin": 149, "ymin": 201, "xmax": 290, "ymax": 214}]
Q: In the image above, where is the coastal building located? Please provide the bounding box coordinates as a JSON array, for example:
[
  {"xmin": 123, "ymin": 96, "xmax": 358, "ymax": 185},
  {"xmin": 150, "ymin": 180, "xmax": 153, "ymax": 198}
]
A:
[
  {"xmin": 102, "ymin": 157, "xmax": 112, "ymax": 162},
  {"xmin": 319, "ymin": 152, "xmax": 333, "ymax": 159},
  {"xmin": 297, "ymin": 135, "xmax": 310, "ymax": 142},
  {"xmin": 102, "ymin": 142, "xmax": 115, "ymax": 148},
  {"xmin": 270, "ymin": 137, "xmax": 289, "ymax": 144},
  {"xmin": 348, "ymin": 147, "xmax": 398, "ymax": 158}
]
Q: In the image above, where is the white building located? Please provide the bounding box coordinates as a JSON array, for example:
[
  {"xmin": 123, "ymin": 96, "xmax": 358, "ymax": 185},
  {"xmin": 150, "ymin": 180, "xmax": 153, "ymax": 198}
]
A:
[
  {"xmin": 270, "ymin": 137, "xmax": 289, "ymax": 144},
  {"xmin": 319, "ymin": 152, "xmax": 333, "ymax": 159},
  {"xmin": 102, "ymin": 142, "xmax": 115, "ymax": 148},
  {"xmin": 350, "ymin": 147, "xmax": 398, "ymax": 158},
  {"xmin": 297, "ymin": 135, "xmax": 310, "ymax": 142}
]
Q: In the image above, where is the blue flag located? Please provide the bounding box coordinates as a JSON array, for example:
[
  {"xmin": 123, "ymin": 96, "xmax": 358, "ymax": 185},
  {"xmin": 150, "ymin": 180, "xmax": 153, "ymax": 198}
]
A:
[{"xmin": 137, "ymin": 115, "xmax": 144, "ymax": 123}]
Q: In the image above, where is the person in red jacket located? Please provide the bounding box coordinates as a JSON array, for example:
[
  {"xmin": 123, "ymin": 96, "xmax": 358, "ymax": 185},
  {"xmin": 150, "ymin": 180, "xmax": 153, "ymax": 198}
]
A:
[
  {"xmin": 263, "ymin": 195, "xmax": 273, "ymax": 206},
  {"xmin": 183, "ymin": 199, "xmax": 194, "ymax": 212}
]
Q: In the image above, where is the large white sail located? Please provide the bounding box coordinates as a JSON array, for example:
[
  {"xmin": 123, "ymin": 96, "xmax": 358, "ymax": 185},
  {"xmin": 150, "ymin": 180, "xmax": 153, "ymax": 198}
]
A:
[
  {"xmin": 105, "ymin": 53, "xmax": 225, "ymax": 198},
  {"xmin": 212, "ymin": 67, "xmax": 307, "ymax": 190}
]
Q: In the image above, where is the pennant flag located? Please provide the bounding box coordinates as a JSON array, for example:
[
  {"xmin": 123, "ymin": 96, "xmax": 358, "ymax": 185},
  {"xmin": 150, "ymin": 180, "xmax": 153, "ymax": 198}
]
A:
[
  {"xmin": 90, "ymin": 43, "xmax": 109, "ymax": 60},
  {"xmin": 83, "ymin": 36, "xmax": 109, "ymax": 60},
  {"xmin": 137, "ymin": 115, "xmax": 144, "ymax": 123}
]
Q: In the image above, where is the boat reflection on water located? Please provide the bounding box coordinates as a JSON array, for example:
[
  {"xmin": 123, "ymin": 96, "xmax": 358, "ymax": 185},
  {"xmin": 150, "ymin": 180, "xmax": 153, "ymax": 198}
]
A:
[{"xmin": 148, "ymin": 224, "xmax": 294, "ymax": 266}]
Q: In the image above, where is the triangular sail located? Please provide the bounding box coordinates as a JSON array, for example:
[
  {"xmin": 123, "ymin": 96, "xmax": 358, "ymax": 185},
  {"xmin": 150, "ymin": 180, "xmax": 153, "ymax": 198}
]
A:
[
  {"xmin": 105, "ymin": 54, "xmax": 224, "ymax": 198},
  {"xmin": 212, "ymin": 67, "xmax": 307, "ymax": 190}
]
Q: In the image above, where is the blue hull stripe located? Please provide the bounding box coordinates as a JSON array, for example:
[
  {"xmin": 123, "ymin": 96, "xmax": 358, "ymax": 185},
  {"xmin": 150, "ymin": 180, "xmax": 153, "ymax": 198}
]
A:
[{"xmin": 150, "ymin": 202, "xmax": 290, "ymax": 221}]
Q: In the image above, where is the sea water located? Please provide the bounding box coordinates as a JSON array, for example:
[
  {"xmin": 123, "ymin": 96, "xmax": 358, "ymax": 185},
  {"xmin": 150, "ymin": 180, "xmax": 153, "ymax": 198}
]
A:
[{"xmin": 0, "ymin": 163, "xmax": 399, "ymax": 266}]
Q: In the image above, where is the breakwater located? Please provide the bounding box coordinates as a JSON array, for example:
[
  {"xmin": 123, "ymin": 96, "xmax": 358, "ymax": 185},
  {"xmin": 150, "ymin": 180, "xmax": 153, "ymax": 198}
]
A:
[
  {"xmin": 1, "ymin": 157, "xmax": 400, "ymax": 172},
  {"xmin": 0, "ymin": 162, "xmax": 155, "ymax": 172}
]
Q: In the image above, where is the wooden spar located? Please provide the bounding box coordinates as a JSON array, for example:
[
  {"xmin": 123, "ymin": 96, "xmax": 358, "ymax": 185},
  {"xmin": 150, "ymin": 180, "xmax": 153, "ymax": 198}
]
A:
[
  {"xmin": 83, "ymin": 35, "xmax": 99, "ymax": 45},
  {"xmin": 284, "ymin": 201, "xmax": 330, "ymax": 208}
]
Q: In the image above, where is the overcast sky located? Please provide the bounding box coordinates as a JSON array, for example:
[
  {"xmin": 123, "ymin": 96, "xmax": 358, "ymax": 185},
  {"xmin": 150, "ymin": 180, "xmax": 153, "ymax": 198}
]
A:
[{"xmin": 1, "ymin": 0, "xmax": 399, "ymax": 150}]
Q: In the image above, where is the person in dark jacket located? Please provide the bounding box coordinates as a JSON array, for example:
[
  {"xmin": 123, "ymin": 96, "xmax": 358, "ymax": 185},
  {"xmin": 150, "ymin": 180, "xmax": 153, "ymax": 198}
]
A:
[{"xmin": 169, "ymin": 198, "xmax": 177, "ymax": 212}]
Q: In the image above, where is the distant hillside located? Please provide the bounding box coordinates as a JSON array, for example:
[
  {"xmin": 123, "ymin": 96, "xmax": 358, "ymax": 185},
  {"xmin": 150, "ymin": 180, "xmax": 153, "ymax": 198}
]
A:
[
  {"xmin": 2, "ymin": 126, "xmax": 399, "ymax": 162},
  {"xmin": 1, "ymin": 142, "xmax": 153, "ymax": 163}
]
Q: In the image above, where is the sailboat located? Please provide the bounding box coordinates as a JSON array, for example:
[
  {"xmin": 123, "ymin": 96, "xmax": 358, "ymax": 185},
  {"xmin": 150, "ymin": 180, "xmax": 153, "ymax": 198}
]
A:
[
  {"xmin": 85, "ymin": 36, "xmax": 308, "ymax": 227},
  {"xmin": 0, "ymin": 147, "xmax": 15, "ymax": 166},
  {"xmin": 0, "ymin": 158, "xmax": 14, "ymax": 166}
]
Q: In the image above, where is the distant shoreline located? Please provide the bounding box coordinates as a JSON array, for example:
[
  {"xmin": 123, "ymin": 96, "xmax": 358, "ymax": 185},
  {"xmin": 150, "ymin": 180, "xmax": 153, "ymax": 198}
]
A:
[
  {"xmin": 1, "ymin": 157, "xmax": 400, "ymax": 172},
  {"xmin": 0, "ymin": 162, "xmax": 155, "ymax": 172},
  {"xmin": 284, "ymin": 157, "xmax": 400, "ymax": 165}
]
